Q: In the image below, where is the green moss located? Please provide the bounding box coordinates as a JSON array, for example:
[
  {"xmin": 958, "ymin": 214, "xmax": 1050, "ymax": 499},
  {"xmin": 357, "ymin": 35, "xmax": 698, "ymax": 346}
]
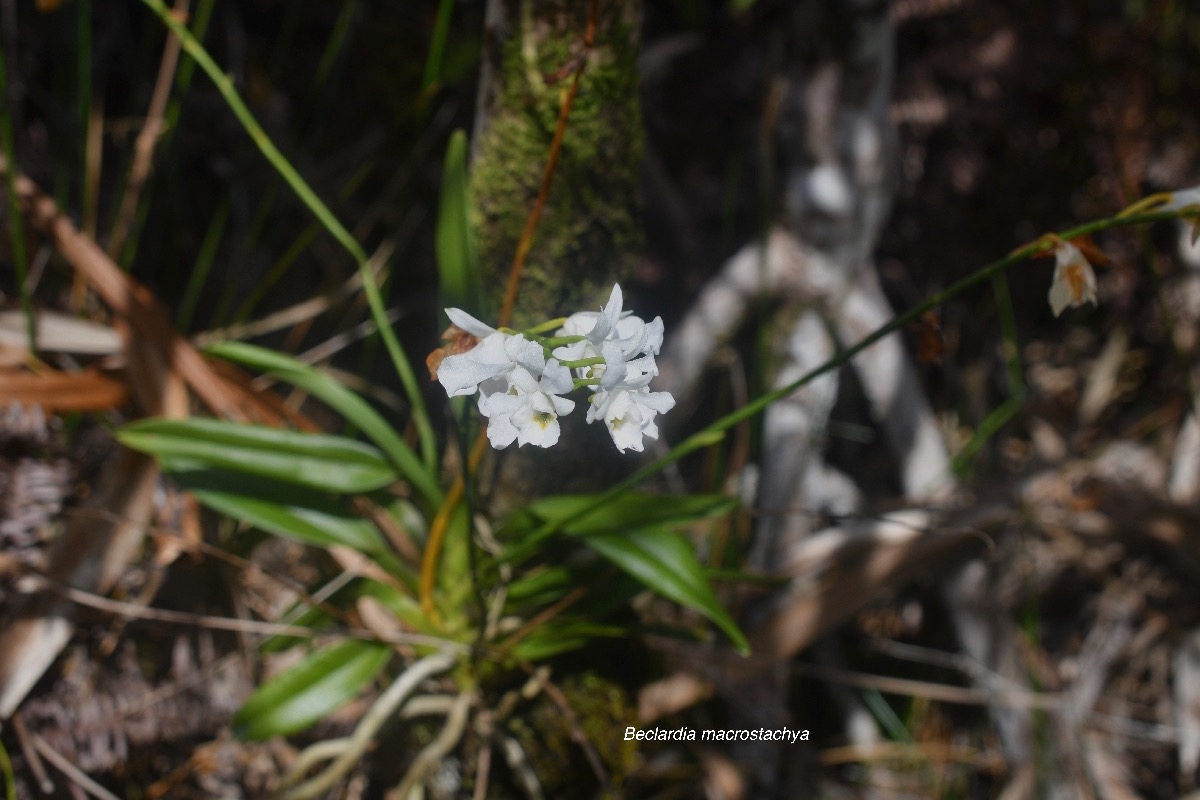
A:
[
  {"xmin": 471, "ymin": 0, "xmax": 643, "ymax": 329},
  {"xmin": 505, "ymin": 671, "xmax": 640, "ymax": 796}
]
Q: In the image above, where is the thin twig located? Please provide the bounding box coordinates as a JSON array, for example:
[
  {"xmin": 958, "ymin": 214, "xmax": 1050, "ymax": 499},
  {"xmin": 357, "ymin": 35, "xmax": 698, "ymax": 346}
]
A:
[
  {"xmin": 29, "ymin": 733, "xmax": 122, "ymax": 800},
  {"xmin": 108, "ymin": 0, "xmax": 189, "ymax": 258},
  {"xmin": 28, "ymin": 576, "xmax": 467, "ymax": 653},
  {"xmin": 191, "ymin": 241, "xmax": 391, "ymax": 348}
]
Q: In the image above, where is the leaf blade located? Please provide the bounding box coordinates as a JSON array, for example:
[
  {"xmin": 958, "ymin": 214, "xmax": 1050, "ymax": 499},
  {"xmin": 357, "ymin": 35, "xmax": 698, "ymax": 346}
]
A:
[
  {"xmin": 119, "ymin": 417, "xmax": 395, "ymax": 493},
  {"xmin": 234, "ymin": 639, "xmax": 391, "ymax": 740},
  {"xmin": 584, "ymin": 527, "xmax": 749, "ymax": 655}
]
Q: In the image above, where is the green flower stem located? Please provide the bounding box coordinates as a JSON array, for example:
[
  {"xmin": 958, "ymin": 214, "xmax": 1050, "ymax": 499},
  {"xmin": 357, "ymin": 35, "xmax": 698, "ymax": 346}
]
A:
[
  {"xmin": 506, "ymin": 208, "xmax": 1194, "ymax": 562},
  {"xmin": 534, "ymin": 335, "xmax": 586, "ymax": 348},
  {"xmin": 522, "ymin": 317, "xmax": 568, "ymax": 336},
  {"xmin": 572, "ymin": 378, "xmax": 600, "ymax": 389},
  {"xmin": 557, "ymin": 356, "xmax": 605, "ymax": 369},
  {"xmin": 139, "ymin": 0, "xmax": 438, "ymax": 475}
]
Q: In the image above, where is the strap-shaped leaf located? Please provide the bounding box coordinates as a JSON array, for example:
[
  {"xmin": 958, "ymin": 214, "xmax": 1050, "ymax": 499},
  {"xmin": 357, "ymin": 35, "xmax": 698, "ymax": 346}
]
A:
[
  {"xmin": 169, "ymin": 466, "xmax": 387, "ymax": 554},
  {"xmin": 435, "ymin": 129, "xmax": 482, "ymax": 318},
  {"xmin": 234, "ymin": 639, "xmax": 391, "ymax": 740},
  {"xmin": 520, "ymin": 493, "xmax": 737, "ymax": 538},
  {"xmin": 509, "ymin": 620, "xmax": 629, "ymax": 662},
  {"xmin": 584, "ymin": 527, "xmax": 749, "ymax": 655},
  {"xmin": 119, "ymin": 417, "xmax": 395, "ymax": 493},
  {"xmin": 206, "ymin": 341, "xmax": 442, "ymax": 506}
]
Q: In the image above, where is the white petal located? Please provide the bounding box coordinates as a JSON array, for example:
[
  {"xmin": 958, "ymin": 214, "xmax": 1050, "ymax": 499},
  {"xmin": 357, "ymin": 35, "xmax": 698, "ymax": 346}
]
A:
[
  {"xmin": 552, "ymin": 340, "xmax": 588, "ymax": 362},
  {"xmin": 599, "ymin": 341, "xmax": 627, "ymax": 390},
  {"xmin": 540, "ymin": 359, "xmax": 575, "ymax": 395},
  {"xmin": 594, "ymin": 284, "xmax": 624, "ymax": 342},
  {"xmin": 479, "ymin": 390, "xmax": 522, "ymax": 419},
  {"xmin": 505, "ymin": 335, "xmax": 546, "ymax": 375},
  {"xmin": 1048, "ymin": 278, "xmax": 1073, "ymax": 317},
  {"xmin": 445, "ymin": 308, "xmax": 497, "ymax": 337},
  {"xmin": 557, "ymin": 312, "xmax": 597, "ymax": 338},
  {"xmin": 585, "ymin": 391, "xmax": 607, "ymax": 423},
  {"xmin": 507, "ymin": 366, "xmax": 540, "ymax": 395},
  {"xmin": 635, "ymin": 390, "xmax": 675, "ymax": 415},
  {"xmin": 437, "ymin": 333, "xmax": 510, "ymax": 397},
  {"xmin": 551, "ymin": 393, "xmax": 575, "ymax": 416},
  {"xmin": 485, "ymin": 411, "xmax": 520, "ymax": 448},
  {"xmin": 643, "ymin": 316, "xmax": 665, "ymax": 355},
  {"xmin": 1164, "ymin": 186, "xmax": 1200, "ymax": 211},
  {"xmin": 1048, "ymin": 243, "xmax": 1097, "ymax": 316}
]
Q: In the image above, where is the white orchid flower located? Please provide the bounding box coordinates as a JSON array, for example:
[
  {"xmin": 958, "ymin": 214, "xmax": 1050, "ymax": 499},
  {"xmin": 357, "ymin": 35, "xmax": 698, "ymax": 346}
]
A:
[
  {"xmin": 478, "ymin": 362, "xmax": 575, "ymax": 448},
  {"xmin": 434, "ymin": 284, "xmax": 674, "ymax": 452},
  {"xmin": 557, "ymin": 283, "xmax": 625, "ymax": 349},
  {"xmin": 436, "ymin": 308, "xmax": 546, "ymax": 397},
  {"xmin": 1048, "ymin": 240, "xmax": 1097, "ymax": 317},
  {"xmin": 586, "ymin": 383, "xmax": 676, "ymax": 453}
]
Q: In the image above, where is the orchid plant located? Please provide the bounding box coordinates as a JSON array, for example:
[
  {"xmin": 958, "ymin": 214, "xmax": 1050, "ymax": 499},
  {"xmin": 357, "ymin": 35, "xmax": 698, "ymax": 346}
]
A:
[{"xmin": 434, "ymin": 284, "xmax": 676, "ymax": 453}]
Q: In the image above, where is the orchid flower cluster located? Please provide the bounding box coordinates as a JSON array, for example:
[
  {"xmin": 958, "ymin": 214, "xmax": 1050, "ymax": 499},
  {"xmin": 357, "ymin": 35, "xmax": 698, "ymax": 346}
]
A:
[{"xmin": 434, "ymin": 285, "xmax": 675, "ymax": 453}]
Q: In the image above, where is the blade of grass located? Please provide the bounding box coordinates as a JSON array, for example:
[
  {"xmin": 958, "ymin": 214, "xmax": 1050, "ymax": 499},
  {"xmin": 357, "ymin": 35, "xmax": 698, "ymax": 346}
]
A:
[
  {"xmin": 0, "ymin": 30, "xmax": 32, "ymax": 353},
  {"xmin": 422, "ymin": 0, "xmax": 455, "ymax": 94},
  {"xmin": 177, "ymin": 195, "xmax": 229, "ymax": 331},
  {"xmin": 952, "ymin": 272, "xmax": 1025, "ymax": 476},
  {"xmin": 138, "ymin": 0, "xmax": 438, "ymax": 473}
]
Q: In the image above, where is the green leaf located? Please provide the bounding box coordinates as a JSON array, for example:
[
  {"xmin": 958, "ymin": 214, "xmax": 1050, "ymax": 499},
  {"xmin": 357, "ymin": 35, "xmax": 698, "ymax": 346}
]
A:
[
  {"xmin": 234, "ymin": 640, "xmax": 391, "ymax": 740},
  {"xmin": 119, "ymin": 417, "xmax": 396, "ymax": 493},
  {"xmin": 584, "ymin": 527, "xmax": 749, "ymax": 655},
  {"xmin": 205, "ymin": 342, "xmax": 442, "ymax": 506},
  {"xmin": 435, "ymin": 129, "xmax": 482, "ymax": 318},
  {"xmin": 509, "ymin": 620, "xmax": 629, "ymax": 662},
  {"xmin": 168, "ymin": 466, "xmax": 387, "ymax": 554},
  {"xmin": 519, "ymin": 492, "xmax": 737, "ymax": 538}
]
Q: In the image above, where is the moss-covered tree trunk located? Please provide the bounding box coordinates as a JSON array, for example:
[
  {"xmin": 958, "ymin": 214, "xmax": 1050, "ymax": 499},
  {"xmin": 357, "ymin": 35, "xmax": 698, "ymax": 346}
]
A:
[
  {"xmin": 471, "ymin": 0, "xmax": 643, "ymax": 330},
  {"xmin": 469, "ymin": 0, "xmax": 645, "ymax": 504}
]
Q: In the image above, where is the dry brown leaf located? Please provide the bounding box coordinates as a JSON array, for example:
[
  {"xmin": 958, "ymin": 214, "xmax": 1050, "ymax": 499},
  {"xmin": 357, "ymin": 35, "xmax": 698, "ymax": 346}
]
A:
[{"xmin": 0, "ymin": 368, "xmax": 128, "ymax": 411}]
